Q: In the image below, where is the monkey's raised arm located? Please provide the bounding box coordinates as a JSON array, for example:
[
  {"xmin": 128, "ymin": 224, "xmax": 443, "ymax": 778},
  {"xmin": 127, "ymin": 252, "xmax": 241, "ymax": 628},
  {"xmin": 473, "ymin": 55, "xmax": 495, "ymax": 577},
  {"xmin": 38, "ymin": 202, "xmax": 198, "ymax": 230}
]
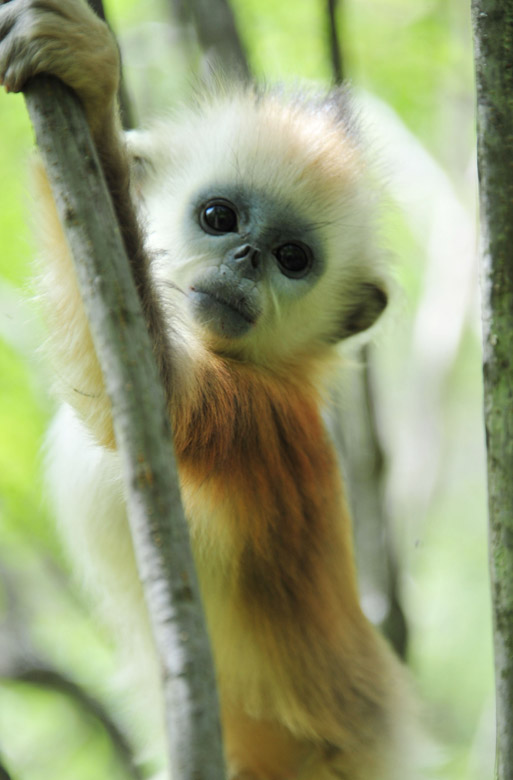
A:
[{"xmin": 0, "ymin": 0, "xmax": 173, "ymax": 444}]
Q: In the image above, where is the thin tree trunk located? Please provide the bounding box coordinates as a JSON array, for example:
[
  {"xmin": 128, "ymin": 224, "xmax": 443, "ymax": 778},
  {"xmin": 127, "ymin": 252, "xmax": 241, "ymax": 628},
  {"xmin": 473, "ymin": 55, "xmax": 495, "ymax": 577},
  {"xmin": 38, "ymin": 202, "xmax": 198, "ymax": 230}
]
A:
[
  {"xmin": 170, "ymin": 0, "xmax": 250, "ymax": 77},
  {"xmin": 327, "ymin": 0, "xmax": 344, "ymax": 84},
  {"xmin": 86, "ymin": 0, "xmax": 135, "ymax": 129},
  {"xmin": 325, "ymin": 0, "xmax": 407, "ymax": 657},
  {"xmin": 14, "ymin": 667, "xmax": 143, "ymax": 780},
  {"xmin": 472, "ymin": 3, "xmax": 513, "ymax": 777},
  {"xmin": 23, "ymin": 75, "xmax": 225, "ymax": 780}
]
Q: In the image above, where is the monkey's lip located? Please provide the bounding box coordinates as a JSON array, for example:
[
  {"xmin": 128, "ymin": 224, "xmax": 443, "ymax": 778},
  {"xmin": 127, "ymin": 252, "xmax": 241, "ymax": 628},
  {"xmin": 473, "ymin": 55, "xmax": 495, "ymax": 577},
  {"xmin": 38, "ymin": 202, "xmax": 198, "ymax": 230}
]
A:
[
  {"xmin": 189, "ymin": 284, "xmax": 260, "ymax": 339},
  {"xmin": 190, "ymin": 286, "xmax": 257, "ymax": 324}
]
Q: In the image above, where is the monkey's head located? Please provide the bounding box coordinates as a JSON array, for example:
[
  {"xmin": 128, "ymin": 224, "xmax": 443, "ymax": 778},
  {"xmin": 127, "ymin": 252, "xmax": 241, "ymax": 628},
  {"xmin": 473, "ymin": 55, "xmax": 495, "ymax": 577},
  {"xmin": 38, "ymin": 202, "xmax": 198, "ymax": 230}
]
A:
[{"xmin": 129, "ymin": 87, "xmax": 388, "ymax": 367}]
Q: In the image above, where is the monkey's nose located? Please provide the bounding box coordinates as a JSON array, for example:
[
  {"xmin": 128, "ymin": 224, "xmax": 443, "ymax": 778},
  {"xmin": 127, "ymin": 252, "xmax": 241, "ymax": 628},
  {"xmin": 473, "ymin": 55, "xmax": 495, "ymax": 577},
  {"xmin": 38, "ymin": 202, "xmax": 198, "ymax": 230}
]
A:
[{"xmin": 233, "ymin": 244, "xmax": 261, "ymax": 269}]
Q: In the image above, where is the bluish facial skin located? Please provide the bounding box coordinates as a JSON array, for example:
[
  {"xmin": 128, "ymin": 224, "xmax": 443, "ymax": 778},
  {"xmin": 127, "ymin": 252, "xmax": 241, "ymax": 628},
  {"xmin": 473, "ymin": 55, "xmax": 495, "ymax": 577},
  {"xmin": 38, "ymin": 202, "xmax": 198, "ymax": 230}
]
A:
[{"xmin": 187, "ymin": 185, "xmax": 325, "ymax": 339}]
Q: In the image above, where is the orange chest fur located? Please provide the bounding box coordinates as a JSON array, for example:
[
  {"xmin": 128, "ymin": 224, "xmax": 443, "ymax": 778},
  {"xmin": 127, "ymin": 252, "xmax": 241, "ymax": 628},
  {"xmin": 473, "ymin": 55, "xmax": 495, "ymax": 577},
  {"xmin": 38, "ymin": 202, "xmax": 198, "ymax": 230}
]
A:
[
  {"xmin": 173, "ymin": 361, "xmax": 339, "ymax": 537},
  {"xmin": 170, "ymin": 359, "xmax": 356, "ymax": 621}
]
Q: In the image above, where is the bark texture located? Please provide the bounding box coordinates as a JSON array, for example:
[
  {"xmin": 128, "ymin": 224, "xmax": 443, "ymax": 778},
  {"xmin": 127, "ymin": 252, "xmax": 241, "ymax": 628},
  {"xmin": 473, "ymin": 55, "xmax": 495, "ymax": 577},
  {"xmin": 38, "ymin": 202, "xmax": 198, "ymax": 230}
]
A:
[
  {"xmin": 24, "ymin": 75, "xmax": 225, "ymax": 780},
  {"xmin": 171, "ymin": 0, "xmax": 250, "ymax": 77},
  {"xmin": 327, "ymin": 0, "xmax": 344, "ymax": 84},
  {"xmin": 472, "ymin": 3, "xmax": 513, "ymax": 777}
]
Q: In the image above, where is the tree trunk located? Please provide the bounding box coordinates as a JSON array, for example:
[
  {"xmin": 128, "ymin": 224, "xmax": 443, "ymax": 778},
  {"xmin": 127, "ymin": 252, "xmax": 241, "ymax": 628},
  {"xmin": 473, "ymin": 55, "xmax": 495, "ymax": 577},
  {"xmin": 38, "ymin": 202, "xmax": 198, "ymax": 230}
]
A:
[
  {"xmin": 23, "ymin": 75, "xmax": 225, "ymax": 780},
  {"xmin": 170, "ymin": 0, "xmax": 250, "ymax": 77},
  {"xmin": 86, "ymin": 0, "xmax": 136, "ymax": 129},
  {"xmin": 327, "ymin": 0, "xmax": 344, "ymax": 84},
  {"xmin": 324, "ymin": 0, "xmax": 407, "ymax": 657},
  {"xmin": 472, "ymin": 3, "xmax": 513, "ymax": 777}
]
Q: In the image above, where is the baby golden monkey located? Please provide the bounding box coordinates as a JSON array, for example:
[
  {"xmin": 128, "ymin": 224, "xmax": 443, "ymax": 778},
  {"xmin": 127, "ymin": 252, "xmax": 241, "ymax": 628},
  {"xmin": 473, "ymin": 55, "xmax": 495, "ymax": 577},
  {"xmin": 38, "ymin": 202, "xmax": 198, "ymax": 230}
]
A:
[{"xmin": 0, "ymin": 0, "xmax": 420, "ymax": 777}]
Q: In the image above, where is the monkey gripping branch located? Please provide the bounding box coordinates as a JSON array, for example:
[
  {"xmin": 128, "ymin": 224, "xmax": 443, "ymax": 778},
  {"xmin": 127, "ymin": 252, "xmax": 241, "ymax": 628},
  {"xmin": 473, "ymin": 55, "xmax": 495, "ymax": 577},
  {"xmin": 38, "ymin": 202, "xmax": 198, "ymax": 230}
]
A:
[{"xmin": 22, "ymin": 75, "xmax": 225, "ymax": 780}]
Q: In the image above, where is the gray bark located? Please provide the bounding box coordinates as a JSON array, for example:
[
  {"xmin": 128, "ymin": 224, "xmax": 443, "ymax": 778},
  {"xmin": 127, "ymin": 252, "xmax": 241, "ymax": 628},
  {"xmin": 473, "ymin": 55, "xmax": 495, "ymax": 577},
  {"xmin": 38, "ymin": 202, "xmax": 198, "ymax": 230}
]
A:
[
  {"xmin": 85, "ymin": 0, "xmax": 136, "ymax": 129},
  {"xmin": 0, "ymin": 762, "xmax": 12, "ymax": 780},
  {"xmin": 330, "ymin": 355, "xmax": 407, "ymax": 658},
  {"xmin": 0, "ymin": 562, "xmax": 142, "ymax": 780},
  {"xmin": 23, "ymin": 75, "xmax": 225, "ymax": 780},
  {"xmin": 170, "ymin": 0, "xmax": 250, "ymax": 78},
  {"xmin": 327, "ymin": 0, "xmax": 343, "ymax": 84},
  {"xmin": 324, "ymin": 0, "xmax": 406, "ymax": 656},
  {"xmin": 13, "ymin": 666, "xmax": 142, "ymax": 779},
  {"xmin": 472, "ymin": 3, "xmax": 513, "ymax": 778}
]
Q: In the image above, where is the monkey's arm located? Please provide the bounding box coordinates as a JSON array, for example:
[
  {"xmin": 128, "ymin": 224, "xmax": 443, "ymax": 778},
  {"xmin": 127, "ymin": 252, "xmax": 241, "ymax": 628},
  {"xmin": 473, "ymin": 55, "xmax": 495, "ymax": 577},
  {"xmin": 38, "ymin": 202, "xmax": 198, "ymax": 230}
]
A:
[{"xmin": 0, "ymin": 0, "xmax": 173, "ymax": 445}]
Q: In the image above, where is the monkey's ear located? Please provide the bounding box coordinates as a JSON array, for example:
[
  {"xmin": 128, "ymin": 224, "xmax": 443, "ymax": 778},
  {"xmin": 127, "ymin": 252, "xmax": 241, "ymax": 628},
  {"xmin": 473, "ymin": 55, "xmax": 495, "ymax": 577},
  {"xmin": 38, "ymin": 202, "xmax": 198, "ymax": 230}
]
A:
[{"xmin": 336, "ymin": 282, "xmax": 388, "ymax": 341}]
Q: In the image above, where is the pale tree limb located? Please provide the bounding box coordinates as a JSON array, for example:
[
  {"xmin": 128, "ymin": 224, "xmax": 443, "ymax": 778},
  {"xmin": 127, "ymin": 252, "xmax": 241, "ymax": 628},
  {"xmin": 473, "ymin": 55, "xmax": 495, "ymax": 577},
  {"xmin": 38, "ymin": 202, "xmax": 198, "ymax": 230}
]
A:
[
  {"xmin": 22, "ymin": 75, "xmax": 225, "ymax": 780},
  {"xmin": 472, "ymin": 2, "xmax": 513, "ymax": 778},
  {"xmin": 324, "ymin": 0, "xmax": 407, "ymax": 657},
  {"xmin": 86, "ymin": 0, "xmax": 135, "ymax": 129},
  {"xmin": 169, "ymin": 0, "xmax": 250, "ymax": 77},
  {"xmin": 8, "ymin": 663, "xmax": 143, "ymax": 780},
  {"xmin": 327, "ymin": 0, "xmax": 343, "ymax": 85},
  {"xmin": 0, "ymin": 563, "xmax": 143, "ymax": 780}
]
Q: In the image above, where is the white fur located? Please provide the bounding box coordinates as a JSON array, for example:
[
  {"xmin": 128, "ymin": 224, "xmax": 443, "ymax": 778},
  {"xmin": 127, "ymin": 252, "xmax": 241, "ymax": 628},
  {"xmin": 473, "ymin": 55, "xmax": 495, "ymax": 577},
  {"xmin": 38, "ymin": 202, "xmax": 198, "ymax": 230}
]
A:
[
  {"xmin": 126, "ymin": 90, "xmax": 387, "ymax": 366},
  {"xmin": 45, "ymin": 405, "xmax": 168, "ymax": 768}
]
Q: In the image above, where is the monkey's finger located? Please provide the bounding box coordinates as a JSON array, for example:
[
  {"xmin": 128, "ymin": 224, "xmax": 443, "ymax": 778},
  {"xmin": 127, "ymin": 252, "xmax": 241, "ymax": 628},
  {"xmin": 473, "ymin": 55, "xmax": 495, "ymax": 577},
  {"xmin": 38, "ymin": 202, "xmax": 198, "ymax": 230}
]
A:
[
  {"xmin": 0, "ymin": 5, "xmax": 63, "ymax": 93},
  {"xmin": 0, "ymin": 4, "xmax": 19, "ymax": 89},
  {"xmin": 0, "ymin": 1, "xmax": 39, "ymax": 90},
  {"xmin": 1, "ymin": 38, "xmax": 56, "ymax": 93},
  {"xmin": 0, "ymin": 1, "xmax": 16, "ymax": 41}
]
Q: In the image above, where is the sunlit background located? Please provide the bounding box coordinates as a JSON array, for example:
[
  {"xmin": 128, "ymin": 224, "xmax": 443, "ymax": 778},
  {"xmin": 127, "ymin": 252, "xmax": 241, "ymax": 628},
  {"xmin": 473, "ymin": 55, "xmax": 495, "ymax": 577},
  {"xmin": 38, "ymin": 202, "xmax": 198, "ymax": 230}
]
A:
[{"xmin": 0, "ymin": 1, "xmax": 493, "ymax": 778}]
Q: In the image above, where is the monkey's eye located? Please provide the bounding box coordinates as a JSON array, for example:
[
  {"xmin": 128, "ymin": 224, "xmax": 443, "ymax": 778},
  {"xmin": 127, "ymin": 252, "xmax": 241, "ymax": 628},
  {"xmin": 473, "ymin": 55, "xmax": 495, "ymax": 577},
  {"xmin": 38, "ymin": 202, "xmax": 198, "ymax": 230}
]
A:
[
  {"xmin": 200, "ymin": 199, "xmax": 238, "ymax": 235},
  {"xmin": 274, "ymin": 242, "xmax": 313, "ymax": 278}
]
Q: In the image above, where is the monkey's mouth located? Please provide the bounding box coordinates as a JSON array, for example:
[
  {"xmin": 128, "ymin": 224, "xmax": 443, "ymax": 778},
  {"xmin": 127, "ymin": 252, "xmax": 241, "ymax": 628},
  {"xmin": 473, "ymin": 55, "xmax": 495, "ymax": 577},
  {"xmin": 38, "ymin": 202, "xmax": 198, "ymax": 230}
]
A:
[
  {"xmin": 191, "ymin": 287, "xmax": 255, "ymax": 323},
  {"xmin": 189, "ymin": 285, "xmax": 260, "ymax": 338}
]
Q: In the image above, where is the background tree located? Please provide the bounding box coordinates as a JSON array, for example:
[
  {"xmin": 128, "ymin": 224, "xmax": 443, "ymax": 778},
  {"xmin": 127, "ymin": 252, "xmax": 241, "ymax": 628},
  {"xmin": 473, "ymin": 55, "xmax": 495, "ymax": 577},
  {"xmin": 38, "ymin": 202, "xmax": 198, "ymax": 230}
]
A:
[
  {"xmin": 0, "ymin": 1, "xmax": 491, "ymax": 779},
  {"xmin": 324, "ymin": 0, "xmax": 407, "ymax": 658},
  {"xmin": 472, "ymin": 1, "xmax": 513, "ymax": 777}
]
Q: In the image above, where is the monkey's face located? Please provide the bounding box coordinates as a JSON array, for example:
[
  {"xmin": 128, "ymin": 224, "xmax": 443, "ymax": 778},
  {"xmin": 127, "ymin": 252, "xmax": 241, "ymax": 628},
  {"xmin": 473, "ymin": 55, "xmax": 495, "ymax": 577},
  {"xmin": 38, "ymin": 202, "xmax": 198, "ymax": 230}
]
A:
[
  {"xmin": 131, "ymin": 90, "xmax": 388, "ymax": 364},
  {"xmin": 146, "ymin": 174, "xmax": 386, "ymax": 365},
  {"xmin": 185, "ymin": 185, "xmax": 325, "ymax": 343}
]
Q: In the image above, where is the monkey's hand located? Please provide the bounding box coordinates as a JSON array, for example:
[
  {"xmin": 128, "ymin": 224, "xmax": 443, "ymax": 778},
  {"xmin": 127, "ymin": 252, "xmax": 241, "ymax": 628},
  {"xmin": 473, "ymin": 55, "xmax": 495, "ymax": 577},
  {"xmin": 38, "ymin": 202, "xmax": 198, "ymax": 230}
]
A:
[{"xmin": 0, "ymin": 0, "xmax": 119, "ymax": 135}]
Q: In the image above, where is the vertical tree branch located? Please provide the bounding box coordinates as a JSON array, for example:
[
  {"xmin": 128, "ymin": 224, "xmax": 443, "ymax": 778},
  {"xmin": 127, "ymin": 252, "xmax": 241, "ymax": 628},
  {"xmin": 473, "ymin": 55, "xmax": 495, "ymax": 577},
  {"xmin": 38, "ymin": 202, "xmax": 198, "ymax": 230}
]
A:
[
  {"xmin": 325, "ymin": 0, "xmax": 407, "ymax": 657},
  {"xmin": 12, "ymin": 667, "xmax": 144, "ymax": 780},
  {"xmin": 0, "ymin": 563, "xmax": 142, "ymax": 779},
  {"xmin": 86, "ymin": 0, "xmax": 136, "ymax": 129},
  {"xmin": 170, "ymin": 0, "xmax": 250, "ymax": 77},
  {"xmin": 23, "ymin": 75, "xmax": 224, "ymax": 780},
  {"xmin": 472, "ymin": 3, "xmax": 513, "ymax": 777},
  {"xmin": 327, "ymin": 0, "xmax": 344, "ymax": 84},
  {"xmin": 84, "ymin": 0, "xmax": 105, "ymax": 18}
]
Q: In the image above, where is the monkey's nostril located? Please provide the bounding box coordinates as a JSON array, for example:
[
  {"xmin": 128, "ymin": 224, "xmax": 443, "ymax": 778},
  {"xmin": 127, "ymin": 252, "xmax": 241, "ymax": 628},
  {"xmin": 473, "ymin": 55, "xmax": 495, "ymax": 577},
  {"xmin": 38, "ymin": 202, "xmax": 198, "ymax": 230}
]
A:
[
  {"xmin": 234, "ymin": 244, "xmax": 260, "ymax": 269},
  {"xmin": 234, "ymin": 244, "xmax": 252, "ymax": 259}
]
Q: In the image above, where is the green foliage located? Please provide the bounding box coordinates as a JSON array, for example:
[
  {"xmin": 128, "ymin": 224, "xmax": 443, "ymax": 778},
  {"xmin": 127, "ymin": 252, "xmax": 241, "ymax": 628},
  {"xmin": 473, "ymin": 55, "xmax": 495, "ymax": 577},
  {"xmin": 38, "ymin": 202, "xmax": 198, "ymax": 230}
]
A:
[
  {"xmin": 346, "ymin": 0, "xmax": 474, "ymax": 149},
  {"xmin": 0, "ymin": 98, "xmax": 33, "ymax": 284},
  {"xmin": 0, "ymin": 682, "xmax": 130, "ymax": 780},
  {"xmin": 234, "ymin": 0, "xmax": 331, "ymax": 81}
]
